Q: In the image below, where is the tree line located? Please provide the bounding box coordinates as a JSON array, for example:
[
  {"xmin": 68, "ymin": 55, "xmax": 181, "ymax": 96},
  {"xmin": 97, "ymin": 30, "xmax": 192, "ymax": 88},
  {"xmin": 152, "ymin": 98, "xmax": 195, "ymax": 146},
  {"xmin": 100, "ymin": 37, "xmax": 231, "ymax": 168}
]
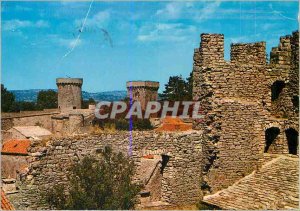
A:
[
  {"xmin": 1, "ymin": 84, "xmax": 58, "ymax": 112},
  {"xmin": 1, "ymin": 84, "xmax": 95, "ymax": 112},
  {"xmin": 1, "ymin": 72, "xmax": 192, "ymax": 112}
]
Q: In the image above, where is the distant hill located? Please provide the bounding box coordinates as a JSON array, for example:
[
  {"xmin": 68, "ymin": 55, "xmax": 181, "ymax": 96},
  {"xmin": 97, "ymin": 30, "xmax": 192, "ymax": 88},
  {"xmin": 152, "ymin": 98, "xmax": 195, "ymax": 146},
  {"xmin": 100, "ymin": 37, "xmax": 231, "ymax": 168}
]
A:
[{"xmin": 10, "ymin": 89, "xmax": 127, "ymax": 102}]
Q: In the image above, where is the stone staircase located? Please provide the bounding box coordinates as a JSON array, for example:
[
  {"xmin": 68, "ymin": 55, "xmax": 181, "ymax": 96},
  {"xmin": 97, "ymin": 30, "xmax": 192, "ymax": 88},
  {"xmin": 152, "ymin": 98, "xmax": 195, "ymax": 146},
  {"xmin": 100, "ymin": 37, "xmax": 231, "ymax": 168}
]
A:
[
  {"xmin": 138, "ymin": 157, "xmax": 165, "ymax": 205},
  {"xmin": 203, "ymin": 155, "xmax": 299, "ymax": 210}
]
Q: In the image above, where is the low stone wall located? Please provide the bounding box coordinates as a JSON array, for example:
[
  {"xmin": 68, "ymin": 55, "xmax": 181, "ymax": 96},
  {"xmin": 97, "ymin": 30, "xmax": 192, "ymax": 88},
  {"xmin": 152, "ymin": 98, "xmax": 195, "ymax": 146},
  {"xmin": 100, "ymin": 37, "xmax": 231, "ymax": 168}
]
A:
[
  {"xmin": 2, "ymin": 111, "xmax": 60, "ymax": 131},
  {"xmin": 9, "ymin": 131, "xmax": 203, "ymax": 210}
]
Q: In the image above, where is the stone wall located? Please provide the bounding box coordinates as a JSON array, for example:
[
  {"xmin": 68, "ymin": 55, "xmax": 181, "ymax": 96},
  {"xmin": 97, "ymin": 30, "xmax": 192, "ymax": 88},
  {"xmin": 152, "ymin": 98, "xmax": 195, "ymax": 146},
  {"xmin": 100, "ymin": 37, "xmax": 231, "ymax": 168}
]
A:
[
  {"xmin": 51, "ymin": 111, "xmax": 94, "ymax": 136},
  {"xmin": 2, "ymin": 155, "xmax": 28, "ymax": 179},
  {"xmin": 269, "ymin": 31, "xmax": 299, "ymax": 118},
  {"xmin": 9, "ymin": 131, "xmax": 203, "ymax": 210},
  {"xmin": 192, "ymin": 31, "xmax": 299, "ymax": 194},
  {"xmin": 1, "ymin": 118, "xmax": 14, "ymax": 131},
  {"xmin": 1, "ymin": 111, "xmax": 60, "ymax": 131}
]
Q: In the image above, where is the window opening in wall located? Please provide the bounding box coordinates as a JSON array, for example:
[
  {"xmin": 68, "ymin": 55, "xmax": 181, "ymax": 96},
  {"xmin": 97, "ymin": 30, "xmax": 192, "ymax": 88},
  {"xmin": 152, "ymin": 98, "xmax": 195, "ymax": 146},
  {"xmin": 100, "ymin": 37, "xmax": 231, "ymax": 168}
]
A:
[
  {"xmin": 264, "ymin": 127, "xmax": 280, "ymax": 153},
  {"xmin": 285, "ymin": 128, "xmax": 298, "ymax": 155},
  {"xmin": 292, "ymin": 96, "xmax": 299, "ymax": 113},
  {"xmin": 160, "ymin": 155, "xmax": 170, "ymax": 174},
  {"xmin": 271, "ymin": 81, "xmax": 285, "ymax": 101}
]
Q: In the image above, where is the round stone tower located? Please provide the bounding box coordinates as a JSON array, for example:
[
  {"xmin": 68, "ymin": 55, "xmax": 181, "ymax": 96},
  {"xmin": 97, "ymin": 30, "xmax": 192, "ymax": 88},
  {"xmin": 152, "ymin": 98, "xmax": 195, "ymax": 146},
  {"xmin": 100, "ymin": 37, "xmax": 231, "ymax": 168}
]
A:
[
  {"xmin": 56, "ymin": 78, "xmax": 83, "ymax": 111},
  {"xmin": 126, "ymin": 81, "xmax": 160, "ymax": 110}
]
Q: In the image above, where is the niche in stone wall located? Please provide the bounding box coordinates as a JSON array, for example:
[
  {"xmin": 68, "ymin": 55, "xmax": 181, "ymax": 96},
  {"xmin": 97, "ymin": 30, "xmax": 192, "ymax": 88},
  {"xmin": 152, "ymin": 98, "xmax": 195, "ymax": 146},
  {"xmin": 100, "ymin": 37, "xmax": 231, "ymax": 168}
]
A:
[
  {"xmin": 271, "ymin": 81, "xmax": 285, "ymax": 101},
  {"xmin": 264, "ymin": 127, "xmax": 280, "ymax": 153},
  {"xmin": 285, "ymin": 128, "xmax": 299, "ymax": 155}
]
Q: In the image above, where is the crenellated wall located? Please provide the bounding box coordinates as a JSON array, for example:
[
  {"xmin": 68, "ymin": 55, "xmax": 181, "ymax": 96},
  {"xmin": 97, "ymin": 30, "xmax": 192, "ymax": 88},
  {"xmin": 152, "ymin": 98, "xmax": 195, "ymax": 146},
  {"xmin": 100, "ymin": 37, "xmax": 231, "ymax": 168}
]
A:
[{"xmin": 193, "ymin": 31, "xmax": 299, "ymax": 194}]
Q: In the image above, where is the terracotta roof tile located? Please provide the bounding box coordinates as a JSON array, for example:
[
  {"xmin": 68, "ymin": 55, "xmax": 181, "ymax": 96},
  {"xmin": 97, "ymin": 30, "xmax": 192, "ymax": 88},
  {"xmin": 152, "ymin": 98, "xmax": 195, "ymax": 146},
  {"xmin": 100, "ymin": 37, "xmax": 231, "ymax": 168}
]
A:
[
  {"xmin": 156, "ymin": 117, "xmax": 192, "ymax": 132},
  {"xmin": 1, "ymin": 189, "xmax": 14, "ymax": 210},
  {"xmin": 2, "ymin": 139, "xmax": 31, "ymax": 155}
]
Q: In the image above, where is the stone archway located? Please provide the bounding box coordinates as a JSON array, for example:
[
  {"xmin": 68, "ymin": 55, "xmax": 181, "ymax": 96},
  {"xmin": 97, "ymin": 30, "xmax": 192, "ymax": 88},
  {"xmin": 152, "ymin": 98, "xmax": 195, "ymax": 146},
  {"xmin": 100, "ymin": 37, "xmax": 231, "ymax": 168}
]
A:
[
  {"xmin": 285, "ymin": 128, "xmax": 298, "ymax": 155},
  {"xmin": 264, "ymin": 127, "xmax": 280, "ymax": 153}
]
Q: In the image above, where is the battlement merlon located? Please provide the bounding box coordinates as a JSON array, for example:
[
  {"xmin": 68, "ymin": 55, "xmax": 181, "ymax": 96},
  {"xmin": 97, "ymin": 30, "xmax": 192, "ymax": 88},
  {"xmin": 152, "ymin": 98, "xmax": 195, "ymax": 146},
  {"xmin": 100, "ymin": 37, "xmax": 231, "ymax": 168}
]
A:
[
  {"xmin": 269, "ymin": 30, "xmax": 299, "ymax": 66},
  {"xmin": 230, "ymin": 42, "xmax": 266, "ymax": 65},
  {"xmin": 199, "ymin": 33, "xmax": 225, "ymax": 65},
  {"xmin": 56, "ymin": 78, "xmax": 83, "ymax": 86},
  {"xmin": 126, "ymin": 81, "xmax": 160, "ymax": 90}
]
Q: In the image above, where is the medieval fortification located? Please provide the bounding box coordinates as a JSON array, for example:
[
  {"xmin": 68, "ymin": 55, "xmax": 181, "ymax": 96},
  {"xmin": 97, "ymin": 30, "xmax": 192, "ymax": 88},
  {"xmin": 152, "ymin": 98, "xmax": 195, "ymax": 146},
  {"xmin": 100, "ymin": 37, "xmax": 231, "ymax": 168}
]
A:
[{"xmin": 1, "ymin": 31, "xmax": 299, "ymax": 210}]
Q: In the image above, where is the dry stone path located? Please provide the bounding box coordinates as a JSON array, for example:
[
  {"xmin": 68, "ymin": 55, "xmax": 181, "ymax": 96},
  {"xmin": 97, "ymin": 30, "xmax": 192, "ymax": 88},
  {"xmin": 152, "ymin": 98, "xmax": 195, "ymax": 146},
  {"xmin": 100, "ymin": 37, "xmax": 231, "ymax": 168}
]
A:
[{"xmin": 203, "ymin": 155, "xmax": 299, "ymax": 210}]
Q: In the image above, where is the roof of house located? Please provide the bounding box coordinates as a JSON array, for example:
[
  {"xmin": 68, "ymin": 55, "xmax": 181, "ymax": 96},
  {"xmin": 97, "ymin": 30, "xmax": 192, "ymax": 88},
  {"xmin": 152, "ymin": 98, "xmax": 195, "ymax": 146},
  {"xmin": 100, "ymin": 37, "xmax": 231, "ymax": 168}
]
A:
[
  {"xmin": 156, "ymin": 117, "xmax": 193, "ymax": 132},
  {"xmin": 11, "ymin": 126, "xmax": 52, "ymax": 138},
  {"xmin": 2, "ymin": 139, "xmax": 31, "ymax": 155},
  {"xmin": 1, "ymin": 189, "xmax": 14, "ymax": 210}
]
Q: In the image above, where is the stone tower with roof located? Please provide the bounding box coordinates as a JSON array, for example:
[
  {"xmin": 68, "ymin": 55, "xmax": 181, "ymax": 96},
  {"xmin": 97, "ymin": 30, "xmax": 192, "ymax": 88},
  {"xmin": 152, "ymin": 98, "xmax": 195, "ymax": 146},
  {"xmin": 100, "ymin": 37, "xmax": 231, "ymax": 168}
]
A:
[
  {"xmin": 56, "ymin": 78, "xmax": 83, "ymax": 111},
  {"xmin": 126, "ymin": 81, "xmax": 160, "ymax": 111}
]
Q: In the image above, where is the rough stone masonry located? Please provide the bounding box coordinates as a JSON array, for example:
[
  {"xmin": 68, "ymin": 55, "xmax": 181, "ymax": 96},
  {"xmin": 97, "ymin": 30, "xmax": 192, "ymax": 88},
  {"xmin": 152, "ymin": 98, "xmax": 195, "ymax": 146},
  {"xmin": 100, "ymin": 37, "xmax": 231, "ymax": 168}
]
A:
[
  {"xmin": 8, "ymin": 131, "xmax": 203, "ymax": 209},
  {"xmin": 6, "ymin": 31, "xmax": 299, "ymax": 210},
  {"xmin": 56, "ymin": 78, "xmax": 83, "ymax": 111},
  {"xmin": 193, "ymin": 31, "xmax": 299, "ymax": 194}
]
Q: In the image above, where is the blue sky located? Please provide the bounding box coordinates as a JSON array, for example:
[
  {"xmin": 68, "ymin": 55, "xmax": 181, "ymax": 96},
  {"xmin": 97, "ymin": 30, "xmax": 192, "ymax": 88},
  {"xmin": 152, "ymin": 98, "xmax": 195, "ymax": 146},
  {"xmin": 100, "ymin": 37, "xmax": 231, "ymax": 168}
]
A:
[{"xmin": 1, "ymin": 1, "xmax": 298, "ymax": 92}]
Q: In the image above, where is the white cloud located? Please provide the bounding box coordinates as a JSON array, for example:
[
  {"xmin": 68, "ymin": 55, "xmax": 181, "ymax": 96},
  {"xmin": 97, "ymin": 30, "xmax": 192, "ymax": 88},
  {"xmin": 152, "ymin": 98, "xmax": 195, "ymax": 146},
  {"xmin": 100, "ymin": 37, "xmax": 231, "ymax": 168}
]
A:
[
  {"xmin": 47, "ymin": 34, "xmax": 83, "ymax": 48},
  {"xmin": 75, "ymin": 10, "xmax": 110, "ymax": 29},
  {"xmin": 155, "ymin": 1, "xmax": 221, "ymax": 21},
  {"xmin": 156, "ymin": 2, "xmax": 182, "ymax": 19},
  {"xmin": 35, "ymin": 20, "xmax": 49, "ymax": 28},
  {"xmin": 195, "ymin": 1, "xmax": 221, "ymax": 21},
  {"xmin": 137, "ymin": 22, "xmax": 196, "ymax": 42},
  {"xmin": 261, "ymin": 23, "xmax": 278, "ymax": 31},
  {"xmin": 2, "ymin": 19, "xmax": 49, "ymax": 31},
  {"xmin": 59, "ymin": 38, "xmax": 82, "ymax": 48},
  {"xmin": 156, "ymin": 2, "xmax": 194, "ymax": 19}
]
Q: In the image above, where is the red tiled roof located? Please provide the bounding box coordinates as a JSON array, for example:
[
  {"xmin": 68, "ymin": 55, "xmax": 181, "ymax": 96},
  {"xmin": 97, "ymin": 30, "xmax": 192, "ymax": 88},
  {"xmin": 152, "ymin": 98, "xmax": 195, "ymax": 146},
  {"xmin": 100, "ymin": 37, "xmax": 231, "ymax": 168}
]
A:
[
  {"xmin": 2, "ymin": 139, "xmax": 31, "ymax": 155},
  {"xmin": 156, "ymin": 117, "xmax": 193, "ymax": 132},
  {"xmin": 1, "ymin": 190, "xmax": 14, "ymax": 210}
]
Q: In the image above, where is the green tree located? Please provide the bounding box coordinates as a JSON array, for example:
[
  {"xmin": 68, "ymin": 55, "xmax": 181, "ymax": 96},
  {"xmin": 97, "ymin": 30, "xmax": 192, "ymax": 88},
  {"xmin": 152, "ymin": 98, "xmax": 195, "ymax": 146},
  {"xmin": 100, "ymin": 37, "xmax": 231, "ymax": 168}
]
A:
[
  {"xmin": 160, "ymin": 75, "xmax": 192, "ymax": 101},
  {"xmin": 37, "ymin": 90, "xmax": 58, "ymax": 110},
  {"xmin": 82, "ymin": 98, "xmax": 96, "ymax": 109},
  {"xmin": 46, "ymin": 146, "xmax": 141, "ymax": 210},
  {"xmin": 186, "ymin": 72, "xmax": 193, "ymax": 101},
  {"xmin": 13, "ymin": 101, "xmax": 37, "ymax": 112},
  {"xmin": 1, "ymin": 84, "xmax": 15, "ymax": 112}
]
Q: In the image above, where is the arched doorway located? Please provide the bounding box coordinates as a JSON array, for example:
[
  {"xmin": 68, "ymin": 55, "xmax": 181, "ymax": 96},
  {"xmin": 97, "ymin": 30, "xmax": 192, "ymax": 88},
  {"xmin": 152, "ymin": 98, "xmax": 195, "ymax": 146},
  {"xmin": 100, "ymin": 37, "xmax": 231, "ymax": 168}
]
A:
[
  {"xmin": 264, "ymin": 127, "xmax": 280, "ymax": 153},
  {"xmin": 285, "ymin": 128, "xmax": 298, "ymax": 155}
]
